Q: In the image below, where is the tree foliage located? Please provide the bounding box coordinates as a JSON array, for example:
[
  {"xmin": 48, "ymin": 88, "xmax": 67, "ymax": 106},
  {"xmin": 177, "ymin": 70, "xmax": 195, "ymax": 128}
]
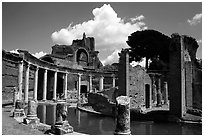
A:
[{"xmin": 126, "ymin": 29, "xmax": 171, "ymax": 68}]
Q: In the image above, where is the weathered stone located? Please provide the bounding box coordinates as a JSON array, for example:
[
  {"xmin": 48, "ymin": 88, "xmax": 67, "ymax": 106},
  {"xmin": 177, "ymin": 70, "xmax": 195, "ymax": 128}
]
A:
[
  {"xmin": 50, "ymin": 103, "xmax": 73, "ymax": 135},
  {"xmin": 23, "ymin": 100, "xmax": 40, "ymax": 125},
  {"xmin": 114, "ymin": 96, "xmax": 131, "ymax": 135},
  {"xmin": 12, "ymin": 100, "xmax": 26, "ymax": 122}
]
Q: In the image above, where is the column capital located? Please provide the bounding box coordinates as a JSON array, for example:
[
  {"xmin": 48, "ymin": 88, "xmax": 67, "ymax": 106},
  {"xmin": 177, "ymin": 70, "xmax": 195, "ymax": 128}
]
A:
[
  {"xmin": 100, "ymin": 75, "xmax": 104, "ymax": 79},
  {"xmin": 78, "ymin": 73, "xmax": 82, "ymax": 77},
  {"xmin": 19, "ymin": 60, "xmax": 24, "ymax": 64},
  {"xmin": 26, "ymin": 62, "xmax": 31, "ymax": 67},
  {"xmin": 111, "ymin": 74, "xmax": 116, "ymax": 78},
  {"xmin": 35, "ymin": 66, "xmax": 39, "ymax": 71}
]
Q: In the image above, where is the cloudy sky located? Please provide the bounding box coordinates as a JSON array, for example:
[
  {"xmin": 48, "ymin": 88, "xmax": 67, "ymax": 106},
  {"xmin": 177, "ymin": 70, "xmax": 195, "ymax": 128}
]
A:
[{"xmin": 2, "ymin": 2, "xmax": 202, "ymax": 65}]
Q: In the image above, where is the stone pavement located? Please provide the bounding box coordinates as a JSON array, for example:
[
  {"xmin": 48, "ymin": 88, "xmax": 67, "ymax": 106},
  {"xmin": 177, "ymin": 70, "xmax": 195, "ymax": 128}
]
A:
[{"xmin": 2, "ymin": 104, "xmax": 86, "ymax": 135}]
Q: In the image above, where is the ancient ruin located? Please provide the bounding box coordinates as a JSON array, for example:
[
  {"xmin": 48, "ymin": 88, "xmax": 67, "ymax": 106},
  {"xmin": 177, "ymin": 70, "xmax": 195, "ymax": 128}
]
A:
[{"xmin": 2, "ymin": 31, "xmax": 202, "ymax": 135}]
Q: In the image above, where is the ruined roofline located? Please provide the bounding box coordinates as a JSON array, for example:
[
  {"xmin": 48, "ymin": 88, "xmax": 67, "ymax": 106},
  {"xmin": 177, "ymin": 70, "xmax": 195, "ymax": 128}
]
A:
[{"xmin": 171, "ymin": 33, "xmax": 199, "ymax": 49}]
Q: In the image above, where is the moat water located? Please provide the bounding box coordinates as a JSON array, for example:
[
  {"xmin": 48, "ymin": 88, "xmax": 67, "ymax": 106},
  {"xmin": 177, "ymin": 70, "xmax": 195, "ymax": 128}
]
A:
[{"xmin": 37, "ymin": 103, "xmax": 202, "ymax": 135}]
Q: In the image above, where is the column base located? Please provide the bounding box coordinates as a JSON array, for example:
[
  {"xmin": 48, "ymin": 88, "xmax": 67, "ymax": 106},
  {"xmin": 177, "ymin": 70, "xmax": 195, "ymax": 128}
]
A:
[
  {"xmin": 42, "ymin": 99, "xmax": 47, "ymax": 102},
  {"xmin": 50, "ymin": 121, "xmax": 73, "ymax": 135},
  {"xmin": 114, "ymin": 130, "xmax": 131, "ymax": 135},
  {"xmin": 23, "ymin": 116, "xmax": 40, "ymax": 125},
  {"xmin": 13, "ymin": 109, "xmax": 26, "ymax": 123}
]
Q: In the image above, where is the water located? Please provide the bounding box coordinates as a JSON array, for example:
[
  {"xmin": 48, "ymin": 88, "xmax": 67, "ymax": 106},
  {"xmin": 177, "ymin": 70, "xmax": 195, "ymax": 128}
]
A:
[{"xmin": 37, "ymin": 103, "xmax": 202, "ymax": 135}]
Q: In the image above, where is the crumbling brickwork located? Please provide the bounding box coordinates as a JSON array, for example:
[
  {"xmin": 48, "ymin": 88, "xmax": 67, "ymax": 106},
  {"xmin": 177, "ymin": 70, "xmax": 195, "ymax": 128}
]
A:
[{"xmin": 169, "ymin": 33, "xmax": 201, "ymax": 118}]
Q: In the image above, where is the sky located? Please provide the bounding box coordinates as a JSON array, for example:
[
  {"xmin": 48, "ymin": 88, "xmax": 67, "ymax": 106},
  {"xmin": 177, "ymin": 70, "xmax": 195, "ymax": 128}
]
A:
[{"xmin": 2, "ymin": 2, "xmax": 202, "ymax": 66}]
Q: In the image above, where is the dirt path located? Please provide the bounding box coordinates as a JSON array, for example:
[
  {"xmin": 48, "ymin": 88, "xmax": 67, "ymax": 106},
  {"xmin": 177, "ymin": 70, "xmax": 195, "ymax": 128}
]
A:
[{"xmin": 2, "ymin": 105, "xmax": 44, "ymax": 135}]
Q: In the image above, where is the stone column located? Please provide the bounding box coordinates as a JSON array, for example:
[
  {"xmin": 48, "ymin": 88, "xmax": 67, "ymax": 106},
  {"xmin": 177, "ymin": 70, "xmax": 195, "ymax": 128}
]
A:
[
  {"xmin": 42, "ymin": 104, "xmax": 46, "ymax": 124},
  {"xmin": 89, "ymin": 75, "xmax": 93, "ymax": 92},
  {"xmin": 152, "ymin": 76, "xmax": 157, "ymax": 104},
  {"xmin": 53, "ymin": 71, "xmax": 58, "ymax": 101},
  {"xmin": 13, "ymin": 87, "xmax": 19, "ymax": 106},
  {"xmin": 112, "ymin": 74, "xmax": 116, "ymax": 88},
  {"xmin": 77, "ymin": 74, "xmax": 82, "ymax": 103},
  {"xmin": 115, "ymin": 96, "xmax": 131, "ymax": 135},
  {"xmin": 33, "ymin": 66, "xmax": 39, "ymax": 101},
  {"xmin": 99, "ymin": 75, "xmax": 104, "ymax": 91},
  {"xmin": 18, "ymin": 61, "xmax": 24, "ymax": 100},
  {"xmin": 43, "ymin": 69, "xmax": 48, "ymax": 101},
  {"xmin": 64, "ymin": 72, "xmax": 68, "ymax": 100},
  {"xmin": 23, "ymin": 100, "xmax": 40, "ymax": 125},
  {"xmin": 157, "ymin": 77, "xmax": 162, "ymax": 107},
  {"xmin": 24, "ymin": 63, "xmax": 30, "ymax": 103},
  {"xmin": 163, "ymin": 82, "xmax": 168, "ymax": 105}
]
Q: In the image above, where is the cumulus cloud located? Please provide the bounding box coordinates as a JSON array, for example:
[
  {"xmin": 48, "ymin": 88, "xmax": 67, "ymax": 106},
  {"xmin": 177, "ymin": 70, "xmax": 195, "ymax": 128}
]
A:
[
  {"xmin": 51, "ymin": 4, "xmax": 147, "ymax": 65},
  {"xmin": 130, "ymin": 15, "xmax": 145, "ymax": 23},
  {"xmin": 32, "ymin": 51, "xmax": 47, "ymax": 58},
  {"xmin": 197, "ymin": 39, "xmax": 202, "ymax": 44},
  {"xmin": 101, "ymin": 49, "xmax": 120, "ymax": 65},
  {"xmin": 187, "ymin": 13, "xmax": 202, "ymax": 26}
]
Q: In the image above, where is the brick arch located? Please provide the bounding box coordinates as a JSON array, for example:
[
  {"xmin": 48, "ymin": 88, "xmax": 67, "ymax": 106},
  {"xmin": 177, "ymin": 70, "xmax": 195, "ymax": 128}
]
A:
[{"xmin": 75, "ymin": 48, "xmax": 89, "ymax": 66}]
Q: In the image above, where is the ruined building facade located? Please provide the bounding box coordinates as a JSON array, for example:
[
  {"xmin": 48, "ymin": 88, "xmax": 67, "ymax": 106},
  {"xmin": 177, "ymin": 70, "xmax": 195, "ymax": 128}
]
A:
[{"xmin": 40, "ymin": 33, "xmax": 102, "ymax": 70}]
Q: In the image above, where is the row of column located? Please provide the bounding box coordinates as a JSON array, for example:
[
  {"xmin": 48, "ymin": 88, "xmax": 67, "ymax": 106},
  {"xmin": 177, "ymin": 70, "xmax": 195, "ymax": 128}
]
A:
[
  {"xmin": 152, "ymin": 76, "xmax": 168, "ymax": 106},
  {"xmin": 18, "ymin": 61, "xmax": 117, "ymax": 103}
]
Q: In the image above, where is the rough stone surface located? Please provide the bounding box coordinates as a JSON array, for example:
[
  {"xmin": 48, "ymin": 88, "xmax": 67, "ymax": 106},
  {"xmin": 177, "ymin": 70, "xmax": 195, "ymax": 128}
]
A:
[
  {"xmin": 169, "ymin": 34, "xmax": 201, "ymax": 118},
  {"xmin": 88, "ymin": 92, "xmax": 116, "ymax": 115},
  {"xmin": 115, "ymin": 96, "xmax": 131, "ymax": 135},
  {"xmin": 24, "ymin": 100, "xmax": 40, "ymax": 125},
  {"xmin": 50, "ymin": 103, "xmax": 73, "ymax": 135}
]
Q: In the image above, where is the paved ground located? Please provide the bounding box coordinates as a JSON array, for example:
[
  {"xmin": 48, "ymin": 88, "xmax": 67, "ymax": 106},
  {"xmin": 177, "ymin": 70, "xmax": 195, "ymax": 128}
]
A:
[
  {"xmin": 2, "ymin": 104, "xmax": 86, "ymax": 135},
  {"xmin": 2, "ymin": 105, "xmax": 44, "ymax": 135}
]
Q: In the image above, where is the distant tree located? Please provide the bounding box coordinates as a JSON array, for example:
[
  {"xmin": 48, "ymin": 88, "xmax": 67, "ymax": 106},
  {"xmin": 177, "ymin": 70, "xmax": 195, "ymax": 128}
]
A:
[{"xmin": 126, "ymin": 29, "xmax": 171, "ymax": 69}]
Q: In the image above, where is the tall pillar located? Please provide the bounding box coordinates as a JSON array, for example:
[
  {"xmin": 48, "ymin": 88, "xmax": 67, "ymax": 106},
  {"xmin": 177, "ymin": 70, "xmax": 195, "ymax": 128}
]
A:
[
  {"xmin": 77, "ymin": 74, "xmax": 82, "ymax": 102},
  {"xmin": 43, "ymin": 69, "xmax": 48, "ymax": 101},
  {"xmin": 156, "ymin": 77, "xmax": 162, "ymax": 107},
  {"xmin": 53, "ymin": 71, "xmax": 57, "ymax": 101},
  {"xmin": 18, "ymin": 61, "xmax": 24, "ymax": 100},
  {"xmin": 64, "ymin": 72, "xmax": 68, "ymax": 100},
  {"xmin": 89, "ymin": 75, "xmax": 93, "ymax": 92},
  {"xmin": 152, "ymin": 76, "xmax": 157, "ymax": 104},
  {"xmin": 112, "ymin": 74, "xmax": 116, "ymax": 88},
  {"xmin": 163, "ymin": 82, "xmax": 168, "ymax": 105},
  {"xmin": 33, "ymin": 66, "xmax": 39, "ymax": 101},
  {"xmin": 24, "ymin": 63, "xmax": 30, "ymax": 103},
  {"xmin": 99, "ymin": 75, "xmax": 104, "ymax": 91}
]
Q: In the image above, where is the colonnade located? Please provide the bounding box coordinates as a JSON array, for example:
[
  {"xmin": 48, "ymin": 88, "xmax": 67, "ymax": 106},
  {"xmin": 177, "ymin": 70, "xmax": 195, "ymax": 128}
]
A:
[
  {"xmin": 150, "ymin": 74, "xmax": 168, "ymax": 106},
  {"xmin": 17, "ymin": 60, "xmax": 116, "ymax": 103}
]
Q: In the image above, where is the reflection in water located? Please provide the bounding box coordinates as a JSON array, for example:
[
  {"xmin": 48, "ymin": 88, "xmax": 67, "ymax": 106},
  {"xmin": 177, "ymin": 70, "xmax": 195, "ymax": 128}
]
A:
[{"xmin": 37, "ymin": 104, "xmax": 202, "ymax": 135}]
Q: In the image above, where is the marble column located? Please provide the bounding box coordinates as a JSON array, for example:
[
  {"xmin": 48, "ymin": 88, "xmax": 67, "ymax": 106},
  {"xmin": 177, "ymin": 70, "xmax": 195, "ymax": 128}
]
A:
[
  {"xmin": 163, "ymin": 82, "xmax": 168, "ymax": 105},
  {"xmin": 24, "ymin": 63, "xmax": 30, "ymax": 103},
  {"xmin": 43, "ymin": 69, "xmax": 48, "ymax": 101},
  {"xmin": 112, "ymin": 75, "xmax": 116, "ymax": 88},
  {"xmin": 18, "ymin": 61, "xmax": 24, "ymax": 100},
  {"xmin": 33, "ymin": 66, "xmax": 39, "ymax": 101},
  {"xmin": 157, "ymin": 77, "xmax": 162, "ymax": 107},
  {"xmin": 23, "ymin": 100, "xmax": 40, "ymax": 124},
  {"xmin": 77, "ymin": 74, "xmax": 82, "ymax": 102},
  {"xmin": 152, "ymin": 76, "xmax": 157, "ymax": 104},
  {"xmin": 53, "ymin": 71, "xmax": 57, "ymax": 101},
  {"xmin": 99, "ymin": 75, "xmax": 104, "ymax": 91},
  {"xmin": 89, "ymin": 75, "xmax": 93, "ymax": 92},
  {"xmin": 64, "ymin": 72, "xmax": 68, "ymax": 100},
  {"xmin": 42, "ymin": 104, "xmax": 46, "ymax": 124}
]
